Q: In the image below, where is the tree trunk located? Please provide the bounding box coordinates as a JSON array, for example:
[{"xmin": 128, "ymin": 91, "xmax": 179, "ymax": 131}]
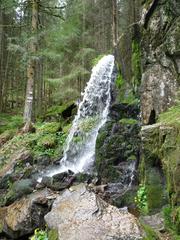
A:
[
  {"xmin": 23, "ymin": 0, "xmax": 38, "ymax": 126},
  {"xmin": 112, "ymin": 0, "xmax": 118, "ymax": 48},
  {"xmin": 0, "ymin": 7, "xmax": 4, "ymax": 112}
]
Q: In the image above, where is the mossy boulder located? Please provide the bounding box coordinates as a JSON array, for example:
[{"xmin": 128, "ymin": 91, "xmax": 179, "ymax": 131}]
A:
[
  {"xmin": 140, "ymin": 123, "xmax": 180, "ymax": 214},
  {"xmin": 95, "ymin": 119, "xmax": 140, "ymax": 183},
  {"xmin": 4, "ymin": 179, "xmax": 35, "ymax": 206}
]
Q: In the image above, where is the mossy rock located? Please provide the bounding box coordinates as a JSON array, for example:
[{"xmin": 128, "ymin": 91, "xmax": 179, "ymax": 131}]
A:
[
  {"xmin": 95, "ymin": 119, "xmax": 140, "ymax": 183},
  {"xmin": 141, "ymin": 123, "xmax": 180, "ymax": 212},
  {"xmin": 4, "ymin": 179, "xmax": 35, "ymax": 206}
]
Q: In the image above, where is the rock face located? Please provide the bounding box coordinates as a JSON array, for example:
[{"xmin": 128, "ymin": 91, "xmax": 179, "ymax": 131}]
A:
[
  {"xmin": 95, "ymin": 103, "xmax": 140, "ymax": 208},
  {"xmin": 95, "ymin": 103, "xmax": 140, "ymax": 183},
  {"xmin": 0, "ymin": 189, "xmax": 57, "ymax": 239},
  {"xmin": 140, "ymin": 0, "xmax": 180, "ymax": 124},
  {"xmin": 45, "ymin": 184, "xmax": 144, "ymax": 240},
  {"xmin": 141, "ymin": 123, "xmax": 180, "ymax": 210}
]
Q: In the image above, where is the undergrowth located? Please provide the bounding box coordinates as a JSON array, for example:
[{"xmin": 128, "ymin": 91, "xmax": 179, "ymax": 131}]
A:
[{"xmin": 158, "ymin": 104, "xmax": 180, "ymax": 126}]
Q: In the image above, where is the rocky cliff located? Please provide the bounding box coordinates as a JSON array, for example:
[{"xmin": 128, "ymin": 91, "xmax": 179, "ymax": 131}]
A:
[{"xmin": 140, "ymin": 0, "xmax": 180, "ymax": 124}]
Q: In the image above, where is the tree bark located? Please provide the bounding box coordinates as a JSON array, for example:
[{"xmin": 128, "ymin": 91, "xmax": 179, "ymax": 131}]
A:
[
  {"xmin": 112, "ymin": 0, "xmax": 118, "ymax": 48},
  {"xmin": 23, "ymin": 0, "xmax": 39, "ymax": 126}
]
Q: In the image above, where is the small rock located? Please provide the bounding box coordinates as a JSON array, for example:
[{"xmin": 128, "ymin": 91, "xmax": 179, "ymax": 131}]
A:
[{"xmin": 140, "ymin": 212, "xmax": 165, "ymax": 232}]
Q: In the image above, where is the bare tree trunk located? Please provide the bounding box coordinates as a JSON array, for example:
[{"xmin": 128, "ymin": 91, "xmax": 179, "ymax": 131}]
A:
[
  {"xmin": 112, "ymin": 0, "xmax": 118, "ymax": 48},
  {"xmin": 0, "ymin": 7, "xmax": 4, "ymax": 112},
  {"xmin": 23, "ymin": 0, "xmax": 38, "ymax": 129}
]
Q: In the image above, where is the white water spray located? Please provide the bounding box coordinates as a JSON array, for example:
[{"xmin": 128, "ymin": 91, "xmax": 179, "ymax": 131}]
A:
[{"xmin": 42, "ymin": 55, "xmax": 115, "ymax": 178}]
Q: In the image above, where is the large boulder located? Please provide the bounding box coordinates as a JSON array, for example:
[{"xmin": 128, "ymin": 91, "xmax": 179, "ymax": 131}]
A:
[
  {"xmin": 95, "ymin": 119, "xmax": 140, "ymax": 183},
  {"xmin": 0, "ymin": 189, "xmax": 57, "ymax": 239},
  {"xmin": 140, "ymin": 0, "xmax": 180, "ymax": 124},
  {"xmin": 45, "ymin": 184, "xmax": 144, "ymax": 240}
]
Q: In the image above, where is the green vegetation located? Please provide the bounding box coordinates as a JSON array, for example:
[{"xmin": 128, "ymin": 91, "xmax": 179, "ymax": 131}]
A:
[
  {"xmin": 119, "ymin": 118, "xmax": 138, "ymax": 125},
  {"xmin": 30, "ymin": 228, "xmax": 48, "ymax": 240},
  {"xmin": 91, "ymin": 54, "xmax": 105, "ymax": 66},
  {"xmin": 0, "ymin": 121, "xmax": 67, "ymax": 170},
  {"xmin": 131, "ymin": 40, "xmax": 141, "ymax": 89},
  {"xmin": 163, "ymin": 205, "xmax": 180, "ymax": 237},
  {"xmin": 142, "ymin": 223, "xmax": 159, "ymax": 240},
  {"xmin": 158, "ymin": 104, "xmax": 180, "ymax": 126},
  {"xmin": 0, "ymin": 114, "xmax": 23, "ymax": 134},
  {"xmin": 115, "ymin": 73, "xmax": 124, "ymax": 89},
  {"xmin": 48, "ymin": 229, "xmax": 58, "ymax": 240},
  {"xmin": 37, "ymin": 122, "xmax": 61, "ymax": 134},
  {"xmin": 122, "ymin": 90, "xmax": 139, "ymax": 105},
  {"xmin": 79, "ymin": 116, "xmax": 99, "ymax": 133},
  {"xmin": 135, "ymin": 184, "xmax": 148, "ymax": 214}
]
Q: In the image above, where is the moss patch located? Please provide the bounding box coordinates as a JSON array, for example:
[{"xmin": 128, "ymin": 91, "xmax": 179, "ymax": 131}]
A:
[
  {"xmin": 48, "ymin": 229, "xmax": 58, "ymax": 240},
  {"xmin": 158, "ymin": 104, "xmax": 180, "ymax": 126},
  {"xmin": 0, "ymin": 113, "xmax": 23, "ymax": 134},
  {"xmin": 37, "ymin": 122, "xmax": 61, "ymax": 134},
  {"xmin": 119, "ymin": 118, "xmax": 138, "ymax": 125}
]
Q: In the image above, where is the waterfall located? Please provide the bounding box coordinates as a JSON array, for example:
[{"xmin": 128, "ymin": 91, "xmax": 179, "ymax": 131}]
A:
[{"xmin": 43, "ymin": 55, "xmax": 115, "ymax": 178}]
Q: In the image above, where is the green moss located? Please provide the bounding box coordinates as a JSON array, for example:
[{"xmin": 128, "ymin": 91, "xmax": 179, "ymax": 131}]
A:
[
  {"xmin": 91, "ymin": 54, "xmax": 105, "ymax": 66},
  {"xmin": 48, "ymin": 229, "xmax": 58, "ymax": 240},
  {"xmin": 79, "ymin": 116, "xmax": 99, "ymax": 133},
  {"xmin": 121, "ymin": 90, "xmax": 139, "ymax": 105},
  {"xmin": 62, "ymin": 123, "xmax": 72, "ymax": 134},
  {"xmin": 131, "ymin": 40, "xmax": 141, "ymax": 93},
  {"xmin": 158, "ymin": 104, "xmax": 180, "ymax": 126},
  {"xmin": 37, "ymin": 134, "xmax": 57, "ymax": 148},
  {"xmin": 119, "ymin": 118, "xmax": 138, "ymax": 125},
  {"xmin": 0, "ymin": 129, "xmax": 16, "ymax": 143},
  {"xmin": 73, "ymin": 135, "xmax": 82, "ymax": 143},
  {"xmin": 0, "ymin": 120, "xmax": 67, "ymax": 169},
  {"xmin": 163, "ymin": 205, "xmax": 180, "ymax": 238},
  {"xmin": 37, "ymin": 122, "xmax": 61, "ymax": 134},
  {"xmin": 0, "ymin": 222, "xmax": 3, "ymax": 233},
  {"xmin": 0, "ymin": 113, "xmax": 23, "ymax": 134},
  {"xmin": 142, "ymin": 223, "xmax": 160, "ymax": 240},
  {"xmin": 115, "ymin": 73, "xmax": 124, "ymax": 89}
]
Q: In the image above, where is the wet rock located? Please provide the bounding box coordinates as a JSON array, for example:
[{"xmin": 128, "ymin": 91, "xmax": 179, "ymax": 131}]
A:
[
  {"xmin": 41, "ymin": 171, "xmax": 75, "ymax": 191},
  {"xmin": 0, "ymin": 189, "xmax": 57, "ymax": 239},
  {"xmin": 95, "ymin": 120, "xmax": 140, "ymax": 183},
  {"xmin": 45, "ymin": 184, "xmax": 144, "ymax": 240},
  {"xmin": 35, "ymin": 155, "xmax": 51, "ymax": 166},
  {"xmin": 109, "ymin": 103, "xmax": 139, "ymax": 121},
  {"xmin": 4, "ymin": 179, "xmax": 36, "ymax": 206}
]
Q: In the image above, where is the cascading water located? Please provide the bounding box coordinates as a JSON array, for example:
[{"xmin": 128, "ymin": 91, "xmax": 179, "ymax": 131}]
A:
[{"xmin": 45, "ymin": 55, "xmax": 115, "ymax": 177}]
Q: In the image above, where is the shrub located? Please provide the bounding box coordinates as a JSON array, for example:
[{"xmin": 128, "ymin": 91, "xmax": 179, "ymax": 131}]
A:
[
  {"xmin": 30, "ymin": 228, "xmax": 48, "ymax": 240},
  {"xmin": 135, "ymin": 184, "xmax": 148, "ymax": 214}
]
